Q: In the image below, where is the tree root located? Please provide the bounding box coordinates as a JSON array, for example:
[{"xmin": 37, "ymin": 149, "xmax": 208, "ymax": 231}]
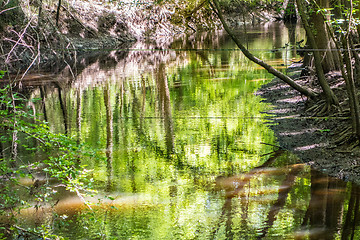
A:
[
  {"xmin": 306, "ymin": 97, "xmax": 343, "ymax": 117},
  {"xmin": 306, "ymin": 100, "xmax": 337, "ymax": 117},
  {"xmin": 328, "ymin": 108, "xmax": 350, "ymax": 118},
  {"xmin": 349, "ymin": 139, "xmax": 360, "ymax": 149},
  {"xmin": 306, "ymin": 100, "xmax": 325, "ymax": 113},
  {"xmin": 334, "ymin": 126, "xmax": 356, "ymax": 145}
]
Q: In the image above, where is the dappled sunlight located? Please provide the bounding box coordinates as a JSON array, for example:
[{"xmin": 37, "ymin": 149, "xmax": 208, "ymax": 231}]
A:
[
  {"xmin": 279, "ymin": 128, "xmax": 317, "ymax": 136},
  {"xmin": 294, "ymin": 143, "xmax": 327, "ymax": 151},
  {"xmin": 14, "ymin": 22, "xmax": 360, "ymax": 240},
  {"xmin": 277, "ymin": 95, "xmax": 306, "ymax": 104}
]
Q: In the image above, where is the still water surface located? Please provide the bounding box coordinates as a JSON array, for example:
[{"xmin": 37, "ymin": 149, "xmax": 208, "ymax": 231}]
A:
[{"xmin": 19, "ymin": 23, "xmax": 360, "ymax": 239}]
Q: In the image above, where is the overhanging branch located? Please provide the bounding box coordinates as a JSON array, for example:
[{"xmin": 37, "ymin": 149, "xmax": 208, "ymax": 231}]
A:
[{"xmin": 210, "ymin": 0, "xmax": 318, "ymax": 99}]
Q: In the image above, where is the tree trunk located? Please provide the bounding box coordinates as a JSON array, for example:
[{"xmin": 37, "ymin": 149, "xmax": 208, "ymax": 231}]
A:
[
  {"xmin": 323, "ymin": 0, "xmax": 360, "ymax": 140},
  {"xmin": 157, "ymin": 63, "xmax": 175, "ymax": 156},
  {"xmin": 37, "ymin": 0, "xmax": 43, "ymax": 28},
  {"xmin": 211, "ymin": 0, "xmax": 317, "ymax": 99},
  {"xmin": 343, "ymin": 36, "xmax": 360, "ymax": 138},
  {"xmin": 56, "ymin": 0, "xmax": 61, "ymax": 26},
  {"xmin": 310, "ymin": 0, "xmax": 340, "ymax": 73},
  {"xmin": 296, "ymin": 0, "xmax": 339, "ymax": 108}
]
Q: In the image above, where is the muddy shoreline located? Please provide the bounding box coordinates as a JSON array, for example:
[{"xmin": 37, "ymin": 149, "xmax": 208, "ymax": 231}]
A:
[{"xmin": 257, "ymin": 73, "xmax": 360, "ymax": 185}]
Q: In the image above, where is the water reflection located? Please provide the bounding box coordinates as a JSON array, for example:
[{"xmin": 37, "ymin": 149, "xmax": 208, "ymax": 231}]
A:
[{"xmin": 11, "ymin": 23, "xmax": 360, "ymax": 239}]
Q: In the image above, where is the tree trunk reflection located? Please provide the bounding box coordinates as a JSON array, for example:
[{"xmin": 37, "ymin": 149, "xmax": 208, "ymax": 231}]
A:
[
  {"xmin": 104, "ymin": 84, "xmax": 113, "ymax": 192},
  {"xmin": 55, "ymin": 83, "xmax": 68, "ymax": 135},
  {"xmin": 342, "ymin": 184, "xmax": 360, "ymax": 240},
  {"xmin": 302, "ymin": 170, "xmax": 347, "ymax": 239},
  {"xmin": 76, "ymin": 88, "xmax": 82, "ymax": 144},
  {"xmin": 156, "ymin": 63, "xmax": 175, "ymax": 157},
  {"xmin": 40, "ymin": 86, "xmax": 48, "ymax": 122}
]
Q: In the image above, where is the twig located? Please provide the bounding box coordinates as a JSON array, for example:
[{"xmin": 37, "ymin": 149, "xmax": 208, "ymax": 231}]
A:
[
  {"xmin": 0, "ymin": 6, "xmax": 18, "ymax": 15},
  {"xmin": 5, "ymin": 17, "xmax": 35, "ymax": 64},
  {"xmin": 13, "ymin": 225, "xmax": 43, "ymax": 238},
  {"xmin": 9, "ymin": 29, "xmax": 35, "ymax": 55},
  {"xmin": 20, "ymin": 52, "xmax": 39, "ymax": 80},
  {"xmin": 20, "ymin": 37, "xmax": 41, "ymax": 80},
  {"xmin": 260, "ymin": 142, "xmax": 283, "ymax": 149},
  {"xmin": 3, "ymin": 38, "xmax": 34, "ymax": 49},
  {"xmin": 74, "ymin": 188, "xmax": 92, "ymax": 210}
]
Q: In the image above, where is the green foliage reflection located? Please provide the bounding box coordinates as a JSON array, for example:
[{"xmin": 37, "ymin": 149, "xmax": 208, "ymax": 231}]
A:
[{"xmin": 0, "ymin": 80, "xmax": 99, "ymax": 239}]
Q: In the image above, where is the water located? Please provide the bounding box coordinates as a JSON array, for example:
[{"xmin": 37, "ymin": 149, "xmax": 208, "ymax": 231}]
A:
[{"xmin": 14, "ymin": 23, "xmax": 360, "ymax": 239}]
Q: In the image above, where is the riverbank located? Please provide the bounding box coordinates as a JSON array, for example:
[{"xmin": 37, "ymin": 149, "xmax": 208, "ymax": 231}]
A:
[
  {"xmin": 0, "ymin": 0, "xmax": 279, "ymax": 74},
  {"xmin": 257, "ymin": 69, "xmax": 360, "ymax": 184}
]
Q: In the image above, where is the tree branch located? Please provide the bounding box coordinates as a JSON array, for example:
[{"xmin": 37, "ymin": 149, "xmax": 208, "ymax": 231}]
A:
[{"xmin": 211, "ymin": 0, "xmax": 317, "ymax": 99}]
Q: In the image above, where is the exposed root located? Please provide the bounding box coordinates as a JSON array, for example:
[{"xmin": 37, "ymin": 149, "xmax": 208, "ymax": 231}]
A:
[
  {"xmin": 306, "ymin": 100, "xmax": 333, "ymax": 117},
  {"xmin": 318, "ymin": 103, "xmax": 330, "ymax": 116},
  {"xmin": 328, "ymin": 108, "xmax": 350, "ymax": 119},
  {"xmin": 306, "ymin": 100, "xmax": 324, "ymax": 113},
  {"xmin": 349, "ymin": 139, "xmax": 360, "ymax": 149},
  {"xmin": 305, "ymin": 97, "xmax": 342, "ymax": 118},
  {"xmin": 334, "ymin": 126, "xmax": 355, "ymax": 145}
]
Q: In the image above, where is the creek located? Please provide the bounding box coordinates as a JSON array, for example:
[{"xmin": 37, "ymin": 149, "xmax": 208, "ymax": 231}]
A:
[{"xmin": 16, "ymin": 22, "xmax": 360, "ymax": 239}]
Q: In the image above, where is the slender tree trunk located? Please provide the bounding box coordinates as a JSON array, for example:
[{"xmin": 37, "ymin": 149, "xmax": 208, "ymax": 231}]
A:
[
  {"xmin": 57, "ymin": 85, "xmax": 68, "ymax": 135},
  {"xmin": 310, "ymin": 0, "xmax": 340, "ymax": 73},
  {"xmin": 40, "ymin": 86, "xmax": 47, "ymax": 122},
  {"xmin": 296, "ymin": 0, "xmax": 339, "ymax": 108},
  {"xmin": 343, "ymin": 36, "xmax": 360, "ymax": 138},
  {"xmin": 339, "ymin": 0, "xmax": 360, "ymax": 139},
  {"xmin": 325, "ymin": 177, "xmax": 347, "ymax": 238},
  {"xmin": 76, "ymin": 88, "xmax": 82, "ymax": 143},
  {"xmin": 321, "ymin": 1, "xmax": 360, "ymax": 140},
  {"xmin": 157, "ymin": 63, "xmax": 175, "ymax": 156},
  {"xmin": 56, "ymin": 0, "xmax": 61, "ymax": 26},
  {"xmin": 211, "ymin": 0, "xmax": 317, "ymax": 99},
  {"xmin": 341, "ymin": 184, "xmax": 356, "ymax": 240},
  {"xmin": 37, "ymin": 0, "xmax": 43, "ymax": 28}
]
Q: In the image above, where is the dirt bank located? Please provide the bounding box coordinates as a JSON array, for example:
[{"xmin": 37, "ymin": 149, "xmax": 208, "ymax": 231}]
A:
[
  {"xmin": 257, "ymin": 67, "xmax": 360, "ymax": 184},
  {"xmin": 1, "ymin": 0, "xmax": 281, "ymax": 74}
]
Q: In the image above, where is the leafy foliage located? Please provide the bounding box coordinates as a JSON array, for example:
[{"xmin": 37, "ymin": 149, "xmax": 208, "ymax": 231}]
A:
[{"xmin": 0, "ymin": 79, "xmax": 100, "ymax": 239}]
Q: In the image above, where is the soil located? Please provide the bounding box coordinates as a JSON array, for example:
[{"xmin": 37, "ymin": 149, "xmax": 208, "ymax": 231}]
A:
[{"xmin": 257, "ymin": 66, "xmax": 360, "ymax": 185}]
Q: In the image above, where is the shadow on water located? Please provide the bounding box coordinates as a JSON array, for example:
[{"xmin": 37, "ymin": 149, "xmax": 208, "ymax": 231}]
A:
[
  {"xmin": 5, "ymin": 22, "xmax": 360, "ymax": 239},
  {"xmin": 15, "ymin": 150, "xmax": 360, "ymax": 239},
  {"xmin": 213, "ymin": 149, "xmax": 360, "ymax": 239}
]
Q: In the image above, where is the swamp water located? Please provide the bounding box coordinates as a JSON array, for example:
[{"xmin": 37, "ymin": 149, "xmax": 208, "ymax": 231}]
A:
[{"xmin": 15, "ymin": 23, "xmax": 360, "ymax": 239}]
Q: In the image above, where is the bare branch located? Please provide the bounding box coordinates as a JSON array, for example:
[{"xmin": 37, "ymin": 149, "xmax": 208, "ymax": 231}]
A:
[
  {"xmin": 211, "ymin": 0, "xmax": 317, "ymax": 99},
  {"xmin": 0, "ymin": 6, "xmax": 18, "ymax": 15},
  {"xmin": 5, "ymin": 17, "xmax": 35, "ymax": 64}
]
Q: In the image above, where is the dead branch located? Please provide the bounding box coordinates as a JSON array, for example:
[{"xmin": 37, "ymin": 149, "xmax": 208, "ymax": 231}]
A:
[
  {"xmin": 20, "ymin": 41, "xmax": 40, "ymax": 80},
  {"xmin": 5, "ymin": 18, "xmax": 35, "ymax": 64},
  {"xmin": 0, "ymin": 6, "xmax": 18, "ymax": 15}
]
